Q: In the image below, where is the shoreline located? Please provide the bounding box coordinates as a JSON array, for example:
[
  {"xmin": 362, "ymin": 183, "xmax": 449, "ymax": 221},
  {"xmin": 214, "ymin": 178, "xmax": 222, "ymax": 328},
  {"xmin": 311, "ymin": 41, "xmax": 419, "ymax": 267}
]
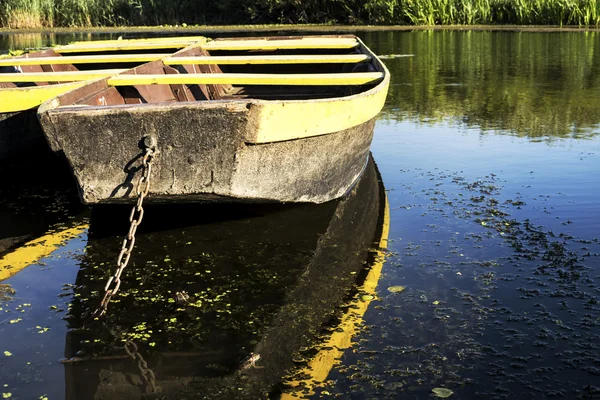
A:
[{"xmin": 2, "ymin": 24, "xmax": 600, "ymax": 35}]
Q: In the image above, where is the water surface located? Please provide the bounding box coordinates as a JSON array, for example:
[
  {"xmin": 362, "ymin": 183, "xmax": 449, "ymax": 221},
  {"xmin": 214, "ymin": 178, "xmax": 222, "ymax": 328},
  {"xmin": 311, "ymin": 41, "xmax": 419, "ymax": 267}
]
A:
[{"xmin": 1, "ymin": 30, "xmax": 599, "ymax": 399}]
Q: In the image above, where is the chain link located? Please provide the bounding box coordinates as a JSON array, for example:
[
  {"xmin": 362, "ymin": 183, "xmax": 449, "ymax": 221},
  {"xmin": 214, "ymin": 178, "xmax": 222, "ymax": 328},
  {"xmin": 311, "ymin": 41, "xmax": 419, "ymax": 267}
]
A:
[
  {"xmin": 124, "ymin": 340, "xmax": 161, "ymax": 394},
  {"xmin": 92, "ymin": 139, "xmax": 157, "ymax": 319}
]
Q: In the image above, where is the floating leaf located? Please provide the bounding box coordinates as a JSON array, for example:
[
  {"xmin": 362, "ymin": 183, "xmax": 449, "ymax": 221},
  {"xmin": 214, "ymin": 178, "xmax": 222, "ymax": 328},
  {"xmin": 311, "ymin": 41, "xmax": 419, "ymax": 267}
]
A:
[
  {"xmin": 3, "ymin": 351, "xmax": 12, "ymax": 357},
  {"xmin": 432, "ymin": 388, "xmax": 453, "ymax": 398},
  {"xmin": 433, "ymin": 300, "xmax": 440, "ymax": 305},
  {"xmin": 360, "ymin": 295, "xmax": 374, "ymax": 301},
  {"xmin": 387, "ymin": 286, "xmax": 406, "ymax": 293}
]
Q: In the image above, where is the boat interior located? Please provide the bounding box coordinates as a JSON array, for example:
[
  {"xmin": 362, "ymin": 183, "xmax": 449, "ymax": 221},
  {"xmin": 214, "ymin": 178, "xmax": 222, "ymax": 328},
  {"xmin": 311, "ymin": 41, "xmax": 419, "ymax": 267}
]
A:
[
  {"xmin": 49, "ymin": 36, "xmax": 385, "ymax": 106},
  {"xmin": 0, "ymin": 49, "xmax": 72, "ymax": 89}
]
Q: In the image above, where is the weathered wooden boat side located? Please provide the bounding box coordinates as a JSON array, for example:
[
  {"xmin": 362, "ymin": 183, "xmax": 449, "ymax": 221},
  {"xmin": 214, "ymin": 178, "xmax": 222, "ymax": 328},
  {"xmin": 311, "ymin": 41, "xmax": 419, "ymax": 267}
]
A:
[{"xmin": 37, "ymin": 35, "xmax": 390, "ymax": 204}]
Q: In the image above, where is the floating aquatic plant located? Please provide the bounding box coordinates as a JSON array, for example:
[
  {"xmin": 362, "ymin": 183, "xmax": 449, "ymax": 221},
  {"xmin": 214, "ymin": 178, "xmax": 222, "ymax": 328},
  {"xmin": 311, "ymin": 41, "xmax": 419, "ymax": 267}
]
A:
[
  {"xmin": 387, "ymin": 285, "xmax": 406, "ymax": 293},
  {"xmin": 432, "ymin": 387, "xmax": 453, "ymax": 398}
]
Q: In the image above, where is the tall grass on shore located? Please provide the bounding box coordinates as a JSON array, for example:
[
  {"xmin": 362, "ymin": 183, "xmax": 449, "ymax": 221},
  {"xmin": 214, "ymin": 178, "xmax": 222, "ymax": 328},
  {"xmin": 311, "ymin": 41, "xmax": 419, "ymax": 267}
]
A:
[
  {"xmin": 365, "ymin": 0, "xmax": 600, "ymax": 26},
  {"xmin": 1, "ymin": 0, "xmax": 600, "ymax": 28},
  {"xmin": 0, "ymin": 0, "xmax": 54, "ymax": 28}
]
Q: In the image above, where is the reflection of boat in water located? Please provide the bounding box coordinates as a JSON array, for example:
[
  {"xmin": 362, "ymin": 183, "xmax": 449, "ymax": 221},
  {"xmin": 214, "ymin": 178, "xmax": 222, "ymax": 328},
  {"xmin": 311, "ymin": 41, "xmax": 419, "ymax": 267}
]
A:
[
  {"xmin": 63, "ymin": 156, "xmax": 388, "ymax": 399},
  {"xmin": 0, "ymin": 153, "xmax": 85, "ymax": 280}
]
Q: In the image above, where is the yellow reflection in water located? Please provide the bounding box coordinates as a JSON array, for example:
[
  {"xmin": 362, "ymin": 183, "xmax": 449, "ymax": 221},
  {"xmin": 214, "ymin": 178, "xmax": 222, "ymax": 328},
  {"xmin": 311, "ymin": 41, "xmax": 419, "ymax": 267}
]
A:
[{"xmin": 282, "ymin": 198, "xmax": 390, "ymax": 399}]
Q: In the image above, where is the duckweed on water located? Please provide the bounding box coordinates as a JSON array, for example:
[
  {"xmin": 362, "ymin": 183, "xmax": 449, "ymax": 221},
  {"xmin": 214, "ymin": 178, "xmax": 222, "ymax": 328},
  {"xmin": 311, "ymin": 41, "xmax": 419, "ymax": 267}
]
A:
[
  {"xmin": 432, "ymin": 387, "xmax": 454, "ymax": 398},
  {"xmin": 0, "ymin": 285, "xmax": 15, "ymax": 302},
  {"xmin": 63, "ymin": 221, "xmax": 318, "ymax": 367},
  {"xmin": 387, "ymin": 285, "xmax": 406, "ymax": 293},
  {"xmin": 318, "ymin": 169, "xmax": 600, "ymax": 399}
]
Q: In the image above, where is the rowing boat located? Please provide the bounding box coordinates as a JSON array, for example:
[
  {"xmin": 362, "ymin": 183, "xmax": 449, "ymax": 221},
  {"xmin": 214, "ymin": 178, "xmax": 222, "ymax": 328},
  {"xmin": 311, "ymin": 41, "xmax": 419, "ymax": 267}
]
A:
[
  {"xmin": 38, "ymin": 35, "xmax": 390, "ymax": 204},
  {"xmin": 0, "ymin": 36, "xmax": 206, "ymax": 159}
]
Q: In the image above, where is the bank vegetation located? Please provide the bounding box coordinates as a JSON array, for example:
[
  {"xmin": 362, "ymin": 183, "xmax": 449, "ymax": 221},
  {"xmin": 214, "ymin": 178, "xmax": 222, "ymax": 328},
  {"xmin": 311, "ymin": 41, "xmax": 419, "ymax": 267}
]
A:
[{"xmin": 1, "ymin": 0, "xmax": 600, "ymax": 29}]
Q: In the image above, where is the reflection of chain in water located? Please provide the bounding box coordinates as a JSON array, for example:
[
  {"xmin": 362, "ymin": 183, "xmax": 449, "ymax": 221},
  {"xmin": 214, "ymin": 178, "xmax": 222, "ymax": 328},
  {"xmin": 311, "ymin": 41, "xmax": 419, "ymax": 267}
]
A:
[
  {"xmin": 92, "ymin": 136, "xmax": 158, "ymax": 319},
  {"xmin": 124, "ymin": 340, "xmax": 161, "ymax": 395}
]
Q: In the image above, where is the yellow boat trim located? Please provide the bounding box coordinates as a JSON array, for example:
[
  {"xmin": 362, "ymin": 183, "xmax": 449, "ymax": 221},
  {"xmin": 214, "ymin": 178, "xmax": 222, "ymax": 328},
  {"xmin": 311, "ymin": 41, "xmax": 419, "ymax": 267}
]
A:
[
  {"xmin": 164, "ymin": 54, "xmax": 370, "ymax": 65},
  {"xmin": 107, "ymin": 72, "xmax": 383, "ymax": 86},
  {"xmin": 0, "ymin": 54, "xmax": 166, "ymax": 67},
  {"xmin": 201, "ymin": 38, "xmax": 358, "ymax": 51},
  {"xmin": 245, "ymin": 38, "xmax": 390, "ymax": 143},
  {"xmin": 0, "ymin": 224, "xmax": 88, "ymax": 282},
  {"xmin": 54, "ymin": 40, "xmax": 204, "ymax": 53},
  {"xmin": 1, "ymin": 54, "xmax": 368, "ymax": 68},
  {"xmin": 0, "ymin": 69, "xmax": 126, "ymax": 83},
  {"xmin": 69, "ymin": 36, "xmax": 207, "ymax": 45},
  {"xmin": 250, "ymin": 78, "xmax": 388, "ymax": 143},
  {"xmin": 281, "ymin": 198, "xmax": 390, "ymax": 399},
  {"xmin": 0, "ymin": 82, "xmax": 87, "ymax": 112}
]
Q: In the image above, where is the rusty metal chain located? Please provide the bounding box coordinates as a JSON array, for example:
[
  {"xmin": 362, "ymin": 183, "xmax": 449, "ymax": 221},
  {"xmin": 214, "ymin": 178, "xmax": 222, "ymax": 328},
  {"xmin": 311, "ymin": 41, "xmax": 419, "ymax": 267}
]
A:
[
  {"xmin": 92, "ymin": 136, "xmax": 158, "ymax": 319},
  {"xmin": 124, "ymin": 340, "xmax": 161, "ymax": 395}
]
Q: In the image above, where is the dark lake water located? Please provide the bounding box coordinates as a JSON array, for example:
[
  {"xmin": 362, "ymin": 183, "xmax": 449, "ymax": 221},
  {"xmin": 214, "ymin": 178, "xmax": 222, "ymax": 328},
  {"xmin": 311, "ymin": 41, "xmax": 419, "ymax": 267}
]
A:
[{"xmin": 1, "ymin": 30, "xmax": 599, "ymax": 399}]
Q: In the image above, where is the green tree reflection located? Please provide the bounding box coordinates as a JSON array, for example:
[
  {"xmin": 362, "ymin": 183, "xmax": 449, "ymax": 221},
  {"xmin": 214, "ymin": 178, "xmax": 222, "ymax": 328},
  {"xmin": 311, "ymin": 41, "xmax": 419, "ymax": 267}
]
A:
[{"xmin": 367, "ymin": 30, "xmax": 600, "ymax": 140}]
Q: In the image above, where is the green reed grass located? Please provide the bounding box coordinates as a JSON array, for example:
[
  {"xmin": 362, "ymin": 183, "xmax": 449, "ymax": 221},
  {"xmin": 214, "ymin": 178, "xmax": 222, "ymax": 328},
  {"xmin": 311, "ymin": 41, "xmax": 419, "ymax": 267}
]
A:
[{"xmin": 1, "ymin": 0, "xmax": 599, "ymax": 28}]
